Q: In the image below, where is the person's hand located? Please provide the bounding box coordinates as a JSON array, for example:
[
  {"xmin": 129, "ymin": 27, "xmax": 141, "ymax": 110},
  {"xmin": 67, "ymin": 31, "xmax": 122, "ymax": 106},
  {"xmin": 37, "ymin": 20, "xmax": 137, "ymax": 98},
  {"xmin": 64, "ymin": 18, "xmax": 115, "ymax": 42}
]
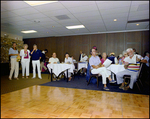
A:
[
  {"xmin": 54, "ymin": 62, "xmax": 57, "ymax": 64},
  {"xmin": 101, "ymin": 64, "xmax": 104, "ymax": 67},
  {"xmin": 17, "ymin": 54, "xmax": 20, "ymax": 56},
  {"xmin": 124, "ymin": 62, "xmax": 129, "ymax": 65},
  {"xmin": 49, "ymin": 62, "xmax": 51, "ymax": 64}
]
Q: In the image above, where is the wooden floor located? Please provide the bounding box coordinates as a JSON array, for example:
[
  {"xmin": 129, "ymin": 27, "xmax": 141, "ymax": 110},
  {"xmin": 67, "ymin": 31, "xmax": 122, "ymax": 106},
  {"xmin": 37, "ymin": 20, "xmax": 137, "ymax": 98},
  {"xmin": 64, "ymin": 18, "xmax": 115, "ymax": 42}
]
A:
[{"xmin": 1, "ymin": 85, "xmax": 149, "ymax": 118}]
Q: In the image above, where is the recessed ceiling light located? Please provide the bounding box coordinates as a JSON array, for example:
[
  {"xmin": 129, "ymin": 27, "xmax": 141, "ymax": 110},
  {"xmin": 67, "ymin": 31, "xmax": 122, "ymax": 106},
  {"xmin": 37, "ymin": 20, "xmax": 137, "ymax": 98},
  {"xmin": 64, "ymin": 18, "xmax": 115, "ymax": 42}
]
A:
[
  {"xmin": 21, "ymin": 30, "xmax": 37, "ymax": 34},
  {"xmin": 66, "ymin": 25, "xmax": 85, "ymax": 29},
  {"xmin": 24, "ymin": 1, "xmax": 58, "ymax": 6},
  {"xmin": 47, "ymin": 32, "xmax": 49, "ymax": 33},
  {"xmin": 52, "ymin": 26, "xmax": 55, "ymax": 28},
  {"xmin": 136, "ymin": 24, "xmax": 139, "ymax": 26},
  {"xmin": 114, "ymin": 19, "xmax": 117, "ymax": 21}
]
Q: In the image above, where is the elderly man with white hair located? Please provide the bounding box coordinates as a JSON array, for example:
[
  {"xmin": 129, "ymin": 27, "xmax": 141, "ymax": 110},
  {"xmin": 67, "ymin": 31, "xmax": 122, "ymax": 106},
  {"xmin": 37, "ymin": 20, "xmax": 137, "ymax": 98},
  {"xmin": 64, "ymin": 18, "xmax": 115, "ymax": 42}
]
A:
[{"xmin": 116, "ymin": 48, "xmax": 143, "ymax": 90}]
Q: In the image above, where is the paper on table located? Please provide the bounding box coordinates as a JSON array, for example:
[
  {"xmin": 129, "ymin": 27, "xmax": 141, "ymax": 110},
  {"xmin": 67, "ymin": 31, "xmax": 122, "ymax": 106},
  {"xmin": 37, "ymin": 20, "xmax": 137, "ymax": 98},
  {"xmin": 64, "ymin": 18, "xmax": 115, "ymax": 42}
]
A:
[{"xmin": 103, "ymin": 59, "xmax": 112, "ymax": 68}]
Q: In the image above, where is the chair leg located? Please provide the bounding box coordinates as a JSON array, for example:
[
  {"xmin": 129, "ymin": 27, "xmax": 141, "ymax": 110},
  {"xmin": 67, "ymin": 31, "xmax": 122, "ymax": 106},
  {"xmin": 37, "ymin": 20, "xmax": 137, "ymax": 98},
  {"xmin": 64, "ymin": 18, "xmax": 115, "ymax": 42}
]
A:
[
  {"xmin": 136, "ymin": 82, "xmax": 141, "ymax": 92},
  {"xmin": 139, "ymin": 79, "xmax": 143, "ymax": 87},
  {"xmin": 97, "ymin": 76, "xmax": 99, "ymax": 88},
  {"xmin": 87, "ymin": 76, "xmax": 92, "ymax": 85}
]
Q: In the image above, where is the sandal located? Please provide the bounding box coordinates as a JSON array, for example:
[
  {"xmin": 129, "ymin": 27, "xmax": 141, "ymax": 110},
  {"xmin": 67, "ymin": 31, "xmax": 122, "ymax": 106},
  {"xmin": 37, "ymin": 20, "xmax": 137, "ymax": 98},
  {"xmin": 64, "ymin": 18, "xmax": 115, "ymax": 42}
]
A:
[
  {"xmin": 9, "ymin": 77, "xmax": 12, "ymax": 80},
  {"xmin": 26, "ymin": 76, "xmax": 29, "ymax": 78},
  {"xmin": 22, "ymin": 76, "xmax": 24, "ymax": 78}
]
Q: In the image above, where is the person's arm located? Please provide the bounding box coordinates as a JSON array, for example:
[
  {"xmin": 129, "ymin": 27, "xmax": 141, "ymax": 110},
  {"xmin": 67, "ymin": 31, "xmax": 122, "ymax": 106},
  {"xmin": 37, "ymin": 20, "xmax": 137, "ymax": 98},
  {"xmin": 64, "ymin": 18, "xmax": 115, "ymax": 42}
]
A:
[
  {"xmin": 115, "ymin": 57, "xmax": 118, "ymax": 64},
  {"xmin": 9, "ymin": 48, "xmax": 19, "ymax": 56},
  {"xmin": 124, "ymin": 62, "xmax": 129, "ymax": 69},
  {"xmin": 30, "ymin": 49, "xmax": 34, "ymax": 56}
]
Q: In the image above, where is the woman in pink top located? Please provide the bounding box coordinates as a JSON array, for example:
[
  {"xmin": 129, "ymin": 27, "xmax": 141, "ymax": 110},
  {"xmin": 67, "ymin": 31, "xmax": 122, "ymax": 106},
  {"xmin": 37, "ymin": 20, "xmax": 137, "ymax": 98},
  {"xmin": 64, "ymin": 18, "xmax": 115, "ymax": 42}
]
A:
[
  {"xmin": 101, "ymin": 52, "xmax": 107, "ymax": 64},
  {"xmin": 121, "ymin": 51, "xmax": 128, "ymax": 64},
  {"xmin": 20, "ymin": 44, "xmax": 30, "ymax": 78}
]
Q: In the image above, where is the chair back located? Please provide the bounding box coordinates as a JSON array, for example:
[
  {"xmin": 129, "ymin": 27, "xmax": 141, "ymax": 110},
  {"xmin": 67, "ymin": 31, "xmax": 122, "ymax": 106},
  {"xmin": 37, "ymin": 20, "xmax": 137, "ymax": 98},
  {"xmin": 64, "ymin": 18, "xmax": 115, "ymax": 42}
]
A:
[{"xmin": 137, "ymin": 63, "xmax": 143, "ymax": 78}]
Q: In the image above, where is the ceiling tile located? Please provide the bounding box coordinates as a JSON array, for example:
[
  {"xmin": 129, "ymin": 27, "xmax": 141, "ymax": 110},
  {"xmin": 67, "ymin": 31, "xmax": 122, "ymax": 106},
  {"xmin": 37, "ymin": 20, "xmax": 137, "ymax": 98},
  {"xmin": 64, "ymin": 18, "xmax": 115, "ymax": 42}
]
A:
[
  {"xmin": 33, "ymin": 2, "xmax": 65, "ymax": 12},
  {"xmin": 128, "ymin": 14, "xmax": 149, "ymax": 21},
  {"xmin": 2, "ymin": 16, "xmax": 27, "ymax": 23},
  {"xmin": 96, "ymin": 1, "xmax": 131, "ymax": 10},
  {"xmin": 67, "ymin": 4, "xmax": 98, "ymax": 14},
  {"xmin": 1, "ymin": 1, "xmax": 30, "ymax": 10},
  {"xmin": 43, "ymin": 9, "xmax": 71, "ymax": 17},
  {"xmin": 11, "ymin": 7, "xmax": 39, "ymax": 16},
  {"xmin": 131, "ymin": 1, "xmax": 149, "ymax": 6},
  {"xmin": 129, "ymin": 10, "xmax": 149, "ymax": 17},
  {"xmin": 21, "ymin": 13, "xmax": 48, "ymax": 20},
  {"xmin": 101, "ymin": 12, "xmax": 129, "ymax": 19},
  {"xmin": 100, "ymin": 7, "xmax": 130, "ymax": 15},
  {"xmin": 1, "ymin": 11, "xmax": 18, "ymax": 18},
  {"xmin": 60, "ymin": 1, "xmax": 96, "ymax": 8}
]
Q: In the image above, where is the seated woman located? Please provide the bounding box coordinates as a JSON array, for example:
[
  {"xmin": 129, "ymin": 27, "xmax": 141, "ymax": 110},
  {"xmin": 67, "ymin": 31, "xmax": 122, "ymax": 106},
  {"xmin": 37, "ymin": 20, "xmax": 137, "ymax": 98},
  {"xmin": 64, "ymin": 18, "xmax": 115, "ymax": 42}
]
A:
[
  {"xmin": 64, "ymin": 52, "xmax": 75, "ymax": 81},
  {"xmin": 121, "ymin": 51, "xmax": 128, "ymax": 64},
  {"xmin": 107, "ymin": 52, "xmax": 118, "ymax": 64},
  {"xmin": 100, "ymin": 52, "xmax": 107, "ymax": 64}
]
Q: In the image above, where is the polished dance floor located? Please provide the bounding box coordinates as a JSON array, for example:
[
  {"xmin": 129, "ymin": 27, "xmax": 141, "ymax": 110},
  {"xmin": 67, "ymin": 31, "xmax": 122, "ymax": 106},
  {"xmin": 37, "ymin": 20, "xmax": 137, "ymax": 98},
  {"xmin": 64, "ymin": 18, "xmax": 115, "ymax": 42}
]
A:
[{"xmin": 1, "ymin": 84, "xmax": 149, "ymax": 118}]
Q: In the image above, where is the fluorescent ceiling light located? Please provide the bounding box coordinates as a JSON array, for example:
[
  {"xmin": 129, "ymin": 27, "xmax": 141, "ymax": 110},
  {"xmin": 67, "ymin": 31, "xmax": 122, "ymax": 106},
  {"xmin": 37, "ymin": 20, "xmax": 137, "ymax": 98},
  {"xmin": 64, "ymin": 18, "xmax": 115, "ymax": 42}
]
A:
[
  {"xmin": 24, "ymin": 1, "xmax": 58, "ymax": 6},
  {"xmin": 21, "ymin": 30, "xmax": 37, "ymax": 33},
  {"xmin": 66, "ymin": 25, "xmax": 85, "ymax": 29}
]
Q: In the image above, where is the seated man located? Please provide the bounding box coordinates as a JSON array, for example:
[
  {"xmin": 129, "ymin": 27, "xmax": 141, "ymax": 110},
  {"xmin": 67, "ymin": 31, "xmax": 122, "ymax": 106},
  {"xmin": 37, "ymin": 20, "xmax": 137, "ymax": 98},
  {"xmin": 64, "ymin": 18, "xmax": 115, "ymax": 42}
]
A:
[
  {"xmin": 48, "ymin": 52, "xmax": 60, "ymax": 81},
  {"xmin": 49, "ymin": 52, "xmax": 59, "ymax": 64},
  {"xmin": 89, "ymin": 48, "xmax": 116, "ymax": 90},
  {"xmin": 116, "ymin": 48, "xmax": 143, "ymax": 90},
  {"xmin": 107, "ymin": 52, "xmax": 118, "ymax": 64}
]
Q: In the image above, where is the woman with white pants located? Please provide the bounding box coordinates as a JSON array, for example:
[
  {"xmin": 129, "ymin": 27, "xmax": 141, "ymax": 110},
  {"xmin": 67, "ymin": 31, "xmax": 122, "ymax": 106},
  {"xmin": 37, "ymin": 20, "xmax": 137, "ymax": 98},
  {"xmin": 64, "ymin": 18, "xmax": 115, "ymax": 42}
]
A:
[
  {"xmin": 9, "ymin": 42, "xmax": 20, "ymax": 80},
  {"xmin": 20, "ymin": 44, "xmax": 30, "ymax": 78}
]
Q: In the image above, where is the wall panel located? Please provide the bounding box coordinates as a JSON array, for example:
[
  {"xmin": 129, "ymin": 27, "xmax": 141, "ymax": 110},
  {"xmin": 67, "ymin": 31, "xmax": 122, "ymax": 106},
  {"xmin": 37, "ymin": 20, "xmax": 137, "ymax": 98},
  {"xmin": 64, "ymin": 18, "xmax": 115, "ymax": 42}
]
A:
[{"xmin": 23, "ymin": 30, "xmax": 149, "ymax": 62}]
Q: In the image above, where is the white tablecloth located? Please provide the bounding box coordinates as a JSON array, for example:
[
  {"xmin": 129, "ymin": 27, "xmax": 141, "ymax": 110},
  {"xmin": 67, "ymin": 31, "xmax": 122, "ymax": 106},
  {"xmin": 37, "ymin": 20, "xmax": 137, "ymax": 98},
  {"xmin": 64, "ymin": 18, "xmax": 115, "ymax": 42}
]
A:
[
  {"xmin": 78, "ymin": 62, "xmax": 88, "ymax": 70},
  {"xmin": 47, "ymin": 63, "xmax": 74, "ymax": 77},
  {"xmin": 107, "ymin": 64, "xmax": 125, "ymax": 74}
]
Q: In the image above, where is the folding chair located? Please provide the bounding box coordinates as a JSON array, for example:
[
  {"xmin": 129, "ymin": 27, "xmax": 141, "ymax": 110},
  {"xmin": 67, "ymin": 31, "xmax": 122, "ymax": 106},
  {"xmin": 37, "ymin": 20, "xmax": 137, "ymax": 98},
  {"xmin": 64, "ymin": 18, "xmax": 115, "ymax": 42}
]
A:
[{"xmin": 87, "ymin": 63, "xmax": 102, "ymax": 88}]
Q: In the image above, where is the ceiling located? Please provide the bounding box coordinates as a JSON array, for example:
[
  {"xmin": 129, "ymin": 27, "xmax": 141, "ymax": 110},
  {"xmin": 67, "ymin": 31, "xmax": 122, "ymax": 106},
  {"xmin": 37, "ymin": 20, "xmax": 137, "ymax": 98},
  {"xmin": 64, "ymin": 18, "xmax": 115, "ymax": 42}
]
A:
[{"xmin": 1, "ymin": 1, "xmax": 149, "ymax": 39}]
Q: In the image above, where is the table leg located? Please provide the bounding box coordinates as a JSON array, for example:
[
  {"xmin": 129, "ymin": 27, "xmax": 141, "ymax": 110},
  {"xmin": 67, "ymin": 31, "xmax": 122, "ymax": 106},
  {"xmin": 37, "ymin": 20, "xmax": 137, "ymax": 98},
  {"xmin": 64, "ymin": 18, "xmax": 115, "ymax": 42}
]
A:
[
  {"xmin": 67, "ymin": 69, "xmax": 68, "ymax": 82},
  {"xmin": 51, "ymin": 69, "xmax": 53, "ymax": 82}
]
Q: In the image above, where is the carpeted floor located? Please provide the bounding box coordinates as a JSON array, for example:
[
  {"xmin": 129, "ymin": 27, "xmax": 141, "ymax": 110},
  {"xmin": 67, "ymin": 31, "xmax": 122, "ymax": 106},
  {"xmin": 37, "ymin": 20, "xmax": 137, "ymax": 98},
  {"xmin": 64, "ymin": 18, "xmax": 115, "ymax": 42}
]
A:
[{"xmin": 40, "ymin": 75, "xmax": 150, "ymax": 95}]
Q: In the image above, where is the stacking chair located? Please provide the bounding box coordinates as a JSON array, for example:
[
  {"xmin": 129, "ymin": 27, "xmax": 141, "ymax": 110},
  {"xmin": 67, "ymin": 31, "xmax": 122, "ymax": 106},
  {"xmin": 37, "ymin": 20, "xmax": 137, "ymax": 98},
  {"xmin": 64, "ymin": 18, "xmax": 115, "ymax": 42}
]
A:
[
  {"xmin": 123, "ymin": 63, "xmax": 144, "ymax": 92},
  {"xmin": 87, "ymin": 63, "xmax": 102, "ymax": 88}
]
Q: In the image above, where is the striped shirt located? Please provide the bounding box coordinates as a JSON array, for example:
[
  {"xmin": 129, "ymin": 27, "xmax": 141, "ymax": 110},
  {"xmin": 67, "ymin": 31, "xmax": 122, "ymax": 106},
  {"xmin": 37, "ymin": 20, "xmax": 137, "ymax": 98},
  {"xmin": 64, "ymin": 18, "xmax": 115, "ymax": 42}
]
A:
[{"xmin": 127, "ymin": 61, "xmax": 140, "ymax": 72}]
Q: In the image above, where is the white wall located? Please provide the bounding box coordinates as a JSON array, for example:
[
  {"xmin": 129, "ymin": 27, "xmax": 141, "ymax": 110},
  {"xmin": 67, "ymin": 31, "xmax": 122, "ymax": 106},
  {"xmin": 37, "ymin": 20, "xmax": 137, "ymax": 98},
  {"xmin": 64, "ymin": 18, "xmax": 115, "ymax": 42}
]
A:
[{"xmin": 1, "ymin": 31, "xmax": 23, "ymax": 41}]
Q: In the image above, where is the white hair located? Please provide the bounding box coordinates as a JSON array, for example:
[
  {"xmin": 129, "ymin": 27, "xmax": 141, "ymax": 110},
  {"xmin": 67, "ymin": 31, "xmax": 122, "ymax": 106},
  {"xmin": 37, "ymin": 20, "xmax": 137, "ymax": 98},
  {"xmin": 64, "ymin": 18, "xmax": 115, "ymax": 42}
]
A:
[
  {"xmin": 122, "ymin": 50, "xmax": 127, "ymax": 55},
  {"xmin": 126, "ymin": 48, "xmax": 133, "ymax": 52}
]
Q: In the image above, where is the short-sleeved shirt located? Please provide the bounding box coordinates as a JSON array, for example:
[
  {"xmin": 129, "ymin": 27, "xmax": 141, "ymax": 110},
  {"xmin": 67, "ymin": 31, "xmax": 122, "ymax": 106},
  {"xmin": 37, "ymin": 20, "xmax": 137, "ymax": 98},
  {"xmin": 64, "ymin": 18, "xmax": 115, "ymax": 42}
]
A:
[
  {"xmin": 65, "ymin": 57, "xmax": 73, "ymax": 64},
  {"xmin": 89, "ymin": 56, "xmax": 101, "ymax": 69},
  {"xmin": 49, "ymin": 57, "xmax": 59, "ymax": 64},
  {"xmin": 144, "ymin": 56, "xmax": 149, "ymax": 67},
  {"xmin": 9, "ymin": 48, "xmax": 18, "ymax": 59}
]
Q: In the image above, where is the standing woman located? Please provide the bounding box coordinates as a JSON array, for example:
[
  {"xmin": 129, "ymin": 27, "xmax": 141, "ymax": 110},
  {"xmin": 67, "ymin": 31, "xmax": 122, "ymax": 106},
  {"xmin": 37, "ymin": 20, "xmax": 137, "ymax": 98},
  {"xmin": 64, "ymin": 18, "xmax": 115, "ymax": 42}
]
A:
[
  {"xmin": 20, "ymin": 44, "xmax": 30, "ymax": 78},
  {"xmin": 8, "ymin": 42, "xmax": 20, "ymax": 80},
  {"xmin": 64, "ymin": 52, "xmax": 75, "ymax": 81},
  {"xmin": 30, "ymin": 44, "xmax": 42, "ymax": 79}
]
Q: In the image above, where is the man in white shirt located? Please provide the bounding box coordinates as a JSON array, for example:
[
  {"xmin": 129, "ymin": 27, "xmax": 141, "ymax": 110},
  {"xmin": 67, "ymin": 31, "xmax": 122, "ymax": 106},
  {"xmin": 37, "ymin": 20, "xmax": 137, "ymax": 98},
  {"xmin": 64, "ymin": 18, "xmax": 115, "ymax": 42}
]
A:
[
  {"xmin": 80, "ymin": 53, "xmax": 88, "ymax": 62},
  {"xmin": 48, "ymin": 52, "xmax": 60, "ymax": 81},
  {"xmin": 49, "ymin": 52, "xmax": 59, "ymax": 64}
]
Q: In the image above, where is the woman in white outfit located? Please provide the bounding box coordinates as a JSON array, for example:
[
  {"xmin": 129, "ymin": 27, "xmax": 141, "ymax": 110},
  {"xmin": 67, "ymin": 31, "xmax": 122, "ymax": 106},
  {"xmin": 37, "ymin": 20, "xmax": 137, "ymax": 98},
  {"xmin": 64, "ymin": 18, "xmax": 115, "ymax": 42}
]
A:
[
  {"xmin": 20, "ymin": 44, "xmax": 30, "ymax": 78},
  {"xmin": 9, "ymin": 42, "xmax": 20, "ymax": 80},
  {"xmin": 64, "ymin": 53, "xmax": 75, "ymax": 81}
]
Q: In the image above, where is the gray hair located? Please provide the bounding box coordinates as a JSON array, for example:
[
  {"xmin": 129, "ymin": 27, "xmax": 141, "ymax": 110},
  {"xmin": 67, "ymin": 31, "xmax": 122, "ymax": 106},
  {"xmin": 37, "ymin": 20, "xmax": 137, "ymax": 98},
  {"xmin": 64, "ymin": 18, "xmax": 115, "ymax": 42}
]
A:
[
  {"xmin": 122, "ymin": 50, "xmax": 127, "ymax": 55},
  {"xmin": 126, "ymin": 48, "xmax": 133, "ymax": 52},
  {"xmin": 23, "ymin": 44, "xmax": 28, "ymax": 48}
]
